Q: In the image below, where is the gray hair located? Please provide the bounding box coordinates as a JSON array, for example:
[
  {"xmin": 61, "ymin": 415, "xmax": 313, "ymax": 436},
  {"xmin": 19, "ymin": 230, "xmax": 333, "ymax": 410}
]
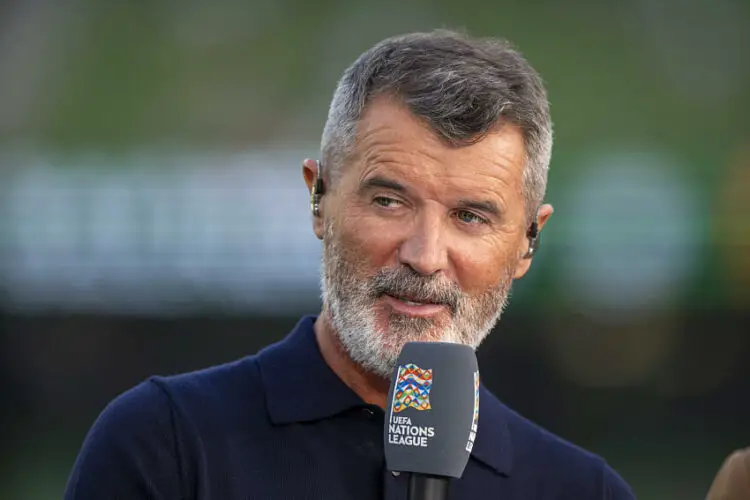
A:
[{"xmin": 320, "ymin": 29, "xmax": 552, "ymax": 224}]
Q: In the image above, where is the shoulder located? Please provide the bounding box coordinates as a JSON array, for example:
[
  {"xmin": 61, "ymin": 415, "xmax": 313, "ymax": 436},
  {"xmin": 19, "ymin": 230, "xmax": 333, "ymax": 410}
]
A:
[
  {"xmin": 707, "ymin": 447, "xmax": 750, "ymax": 500},
  {"xmin": 86, "ymin": 353, "xmax": 268, "ymax": 453},
  {"xmin": 138, "ymin": 354, "xmax": 271, "ymax": 439},
  {"xmin": 81, "ymin": 377, "xmax": 177, "ymax": 447},
  {"xmin": 90, "ymin": 354, "xmax": 265, "ymax": 444},
  {"xmin": 493, "ymin": 395, "xmax": 635, "ymax": 499},
  {"xmin": 151, "ymin": 355, "xmax": 264, "ymax": 411},
  {"xmin": 64, "ymin": 357, "xmax": 266, "ymax": 499}
]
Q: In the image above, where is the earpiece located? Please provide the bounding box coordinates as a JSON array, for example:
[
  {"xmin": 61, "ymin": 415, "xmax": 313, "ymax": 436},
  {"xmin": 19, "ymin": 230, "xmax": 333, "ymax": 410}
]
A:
[
  {"xmin": 310, "ymin": 160, "xmax": 325, "ymax": 217},
  {"xmin": 523, "ymin": 220, "xmax": 539, "ymax": 259}
]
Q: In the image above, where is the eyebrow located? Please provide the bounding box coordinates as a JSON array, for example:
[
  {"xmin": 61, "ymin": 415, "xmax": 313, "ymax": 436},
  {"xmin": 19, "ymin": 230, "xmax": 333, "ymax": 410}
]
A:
[
  {"xmin": 360, "ymin": 175, "xmax": 501, "ymax": 217},
  {"xmin": 359, "ymin": 176, "xmax": 407, "ymax": 193},
  {"xmin": 457, "ymin": 198, "xmax": 501, "ymax": 217}
]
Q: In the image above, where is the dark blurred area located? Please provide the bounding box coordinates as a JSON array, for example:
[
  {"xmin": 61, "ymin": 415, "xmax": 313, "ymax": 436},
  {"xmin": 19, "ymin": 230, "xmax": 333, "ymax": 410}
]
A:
[{"xmin": 0, "ymin": 1, "xmax": 748, "ymax": 499}]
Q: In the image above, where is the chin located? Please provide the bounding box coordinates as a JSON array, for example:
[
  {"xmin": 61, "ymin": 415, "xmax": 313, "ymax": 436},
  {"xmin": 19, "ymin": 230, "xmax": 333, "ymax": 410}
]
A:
[{"xmin": 376, "ymin": 314, "xmax": 454, "ymax": 346}]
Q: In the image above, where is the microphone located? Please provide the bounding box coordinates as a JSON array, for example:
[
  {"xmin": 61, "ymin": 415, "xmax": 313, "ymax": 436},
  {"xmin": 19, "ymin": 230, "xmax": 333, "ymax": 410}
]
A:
[{"xmin": 384, "ymin": 342, "xmax": 480, "ymax": 500}]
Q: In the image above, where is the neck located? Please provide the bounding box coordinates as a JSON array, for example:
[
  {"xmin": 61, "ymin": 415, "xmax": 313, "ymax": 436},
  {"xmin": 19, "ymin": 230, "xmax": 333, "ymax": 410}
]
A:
[{"xmin": 314, "ymin": 309, "xmax": 390, "ymax": 409}]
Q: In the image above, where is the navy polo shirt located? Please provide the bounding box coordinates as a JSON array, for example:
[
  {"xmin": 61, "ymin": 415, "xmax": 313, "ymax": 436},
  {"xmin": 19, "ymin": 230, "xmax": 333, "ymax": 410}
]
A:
[{"xmin": 64, "ymin": 316, "xmax": 636, "ymax": 499}]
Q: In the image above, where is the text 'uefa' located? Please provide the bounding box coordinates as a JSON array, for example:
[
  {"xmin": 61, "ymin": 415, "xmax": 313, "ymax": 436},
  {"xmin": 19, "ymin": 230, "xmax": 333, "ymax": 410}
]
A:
[{"xmin": 388, "ymin": 415, "xmax": 435, "ymax": 447}]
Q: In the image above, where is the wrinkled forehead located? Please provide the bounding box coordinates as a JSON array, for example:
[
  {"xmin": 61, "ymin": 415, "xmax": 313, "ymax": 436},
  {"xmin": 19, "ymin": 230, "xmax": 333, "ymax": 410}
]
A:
[{"xmin": 345, "ymin": 97, "xmax": 527, "ymax": 202}]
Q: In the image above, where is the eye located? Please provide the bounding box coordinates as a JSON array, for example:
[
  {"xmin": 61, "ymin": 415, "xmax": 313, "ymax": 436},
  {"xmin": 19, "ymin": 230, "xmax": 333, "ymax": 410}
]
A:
[
  {"xmin": 373, "ymin": 196, "xmax": 403, "ymax": 208},
  {"xmin": 455, "ymin": 210, "xmax": 489, "ymax": 225}
]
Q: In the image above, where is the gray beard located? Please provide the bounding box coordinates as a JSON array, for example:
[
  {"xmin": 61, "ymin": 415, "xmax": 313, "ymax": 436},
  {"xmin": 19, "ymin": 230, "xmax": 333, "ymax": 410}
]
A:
[{"xmin": 319, "ymin": 220, "xmax": 516, "ymax": 378}]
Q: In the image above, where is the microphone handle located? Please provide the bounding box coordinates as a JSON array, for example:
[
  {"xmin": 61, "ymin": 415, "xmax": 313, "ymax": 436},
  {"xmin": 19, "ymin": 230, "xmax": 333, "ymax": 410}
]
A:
[{"xmin": 407, "ymin": 474, "xmax": 450, "ymax": 500}]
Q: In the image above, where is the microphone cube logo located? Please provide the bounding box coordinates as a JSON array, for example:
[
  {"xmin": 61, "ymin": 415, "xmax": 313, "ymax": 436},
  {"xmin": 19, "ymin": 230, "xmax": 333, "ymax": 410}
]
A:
[
  {"xmin": 393, "ymin": 363, "xmax": 433, "ymax": 413},
  {"xmin": 388, "ymin": 363, "xmax": 436, "ymax": 448},
  {"xmin": 466, "ymin": 371, "xmax": 480, "ymax": 452}
]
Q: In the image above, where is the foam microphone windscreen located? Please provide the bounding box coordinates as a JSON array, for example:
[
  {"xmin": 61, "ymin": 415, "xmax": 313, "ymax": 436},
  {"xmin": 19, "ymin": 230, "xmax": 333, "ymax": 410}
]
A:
[{"xmin": 384, "ymin": 342, "xmax": 480, "ymax": 479}]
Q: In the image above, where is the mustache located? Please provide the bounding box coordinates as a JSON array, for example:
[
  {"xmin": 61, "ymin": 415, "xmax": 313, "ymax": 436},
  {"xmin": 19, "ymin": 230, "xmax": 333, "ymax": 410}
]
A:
[{"xmin": 369, "ymin": 267, "xmax": 462, "ymax": 311}]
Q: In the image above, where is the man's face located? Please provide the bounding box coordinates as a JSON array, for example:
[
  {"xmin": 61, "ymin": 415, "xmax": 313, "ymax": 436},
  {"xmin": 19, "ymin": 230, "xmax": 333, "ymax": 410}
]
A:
[{"xmin": 313, "ymin": 96, "xmax": 542, "ymax": 378}]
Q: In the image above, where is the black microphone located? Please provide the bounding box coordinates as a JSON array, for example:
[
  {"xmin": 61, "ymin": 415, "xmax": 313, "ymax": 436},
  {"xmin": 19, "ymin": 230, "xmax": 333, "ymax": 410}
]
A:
[{"xmin": 384, "ymin": 342, "xmax": 480, "ymax": 500}]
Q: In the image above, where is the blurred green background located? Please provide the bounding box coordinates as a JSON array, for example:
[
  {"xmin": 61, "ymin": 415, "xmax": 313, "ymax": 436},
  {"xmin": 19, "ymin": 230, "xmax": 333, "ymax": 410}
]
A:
[{"xmin": 0, "ymin": 1, "xmax": 749, "ymax": 499}]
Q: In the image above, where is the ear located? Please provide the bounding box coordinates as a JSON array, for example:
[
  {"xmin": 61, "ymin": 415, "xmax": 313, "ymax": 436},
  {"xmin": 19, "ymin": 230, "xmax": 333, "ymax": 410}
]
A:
[
  {"xmin": 514, "ymin": 203, "xmax": 554, "ymax": 279},
  {"xmin": 302, "ymin": 158, "xmax": 325, "ymax": 239}
]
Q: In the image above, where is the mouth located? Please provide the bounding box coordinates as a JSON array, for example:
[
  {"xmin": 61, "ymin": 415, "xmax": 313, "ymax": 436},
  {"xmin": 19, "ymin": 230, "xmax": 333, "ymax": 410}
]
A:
[
  {"xmin": 382, "ymin": 293, "xmax": 449, "ymax": 317},
  {"xmin": 391, "ymin": 294, "xmax": 441, "ymax": 306}
]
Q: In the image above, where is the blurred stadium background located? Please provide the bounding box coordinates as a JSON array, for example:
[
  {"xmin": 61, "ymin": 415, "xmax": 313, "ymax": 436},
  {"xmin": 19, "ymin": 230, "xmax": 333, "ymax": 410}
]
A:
[{"xmin": 0, "ymin": 1, "xmax": 748, "ymax": 499}]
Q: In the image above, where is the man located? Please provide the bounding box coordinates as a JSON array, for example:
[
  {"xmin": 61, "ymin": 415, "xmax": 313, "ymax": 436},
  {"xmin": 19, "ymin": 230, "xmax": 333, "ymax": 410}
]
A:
[
  {"xmin": 64, "ymin": 30, "xmax": 636, "ymax": 499},
  {"xmin": 706, "ymin": 447, "xmax": 750, "ymax": 499}
]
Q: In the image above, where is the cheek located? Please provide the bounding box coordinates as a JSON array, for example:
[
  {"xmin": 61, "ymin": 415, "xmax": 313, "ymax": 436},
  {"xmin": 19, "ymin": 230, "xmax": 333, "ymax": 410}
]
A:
[
  {"xmin": 451, "ymin": 239, "xmax": 518, "ymax": 293},
  {"xmin": 337, "ymin": 215, "xmax": 402, "ymax": 270}
]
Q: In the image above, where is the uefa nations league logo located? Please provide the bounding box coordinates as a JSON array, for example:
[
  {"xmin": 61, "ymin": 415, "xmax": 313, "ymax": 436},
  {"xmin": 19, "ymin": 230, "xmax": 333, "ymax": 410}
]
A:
[
  {"xmin": 392, "ymin": 363, "xmax": 433, "ymax": 413},
  {"xmin": 388, "ymin": 363, "xmax": 436, "ymax": 448}
]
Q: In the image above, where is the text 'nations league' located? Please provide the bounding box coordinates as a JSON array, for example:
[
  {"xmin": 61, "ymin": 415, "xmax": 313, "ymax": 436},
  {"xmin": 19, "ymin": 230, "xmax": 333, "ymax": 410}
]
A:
[{"xmin": 387, "ymin": 415, "xmax": 435, "ymax": 447}]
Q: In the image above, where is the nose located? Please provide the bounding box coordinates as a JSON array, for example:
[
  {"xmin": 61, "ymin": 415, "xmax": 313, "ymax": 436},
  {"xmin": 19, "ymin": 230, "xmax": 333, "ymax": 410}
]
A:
[{"xmin": 398, "ymin": 209, "xmax": 449, "ymax": 276}]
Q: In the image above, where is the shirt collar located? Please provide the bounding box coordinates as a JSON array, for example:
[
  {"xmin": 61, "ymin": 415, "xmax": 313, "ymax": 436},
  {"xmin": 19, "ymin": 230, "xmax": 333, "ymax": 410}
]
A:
[
  {"xmin": 256, "ymin": 315, "xmax": 512, "ymax": 476},
  {"xmin": 472, "ymin": 385, "xmax": 513, "ymax": 476},
  {"xmin": 257, "ymin": 316, "xmax": 366, "ymax": 424}
]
